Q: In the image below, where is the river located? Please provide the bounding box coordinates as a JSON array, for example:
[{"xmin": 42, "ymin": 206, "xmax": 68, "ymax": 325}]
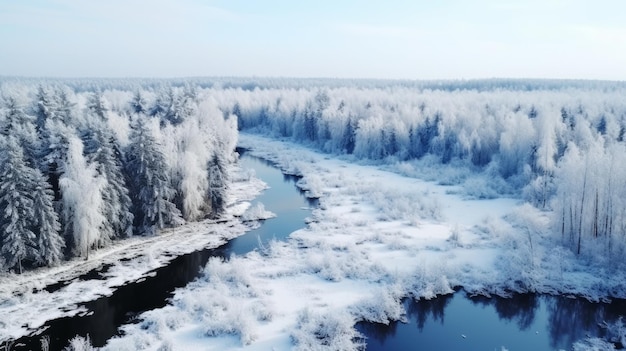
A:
[
  {"xmin": 12, "ymin": 152, "xmax": 316, "ymax": 350},
  {"xmin": 358, "ymin": 290, "xmax": 626, "ymax": 350},
  {"xmin": 10, "ymin": 153, "xmax": 625, "ymax": 350}
]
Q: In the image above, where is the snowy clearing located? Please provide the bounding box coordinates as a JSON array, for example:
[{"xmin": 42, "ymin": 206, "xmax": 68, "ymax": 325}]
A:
[
  {"xmin": 0, "ymin": 164, "xmax": 269, "ymax": 344},
  {"xmin": 100, "ymin": 134, "xmax": 626, "ymax": 350}
]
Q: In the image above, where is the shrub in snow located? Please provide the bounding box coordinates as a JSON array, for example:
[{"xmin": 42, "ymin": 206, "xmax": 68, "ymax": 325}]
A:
[
  {"xmin": 462, "ymin": 176, "xmax": 500, "ymax": 199},
  {"xmin": 497, "ymin": 204, "xmax": 550, "ymax": 292},
  {"xmin": 64, "ymin": 335, "xmax": 95, "ymax": 351},
  {"xmin": 305, "ymin": 246, "xmax": 386, "ymax": 282},
  {"xmin": 447, "ymin": 225, "xmax": 461, "ymax": 247},
  {"xmin": 405, "ymin": 262, "xmax": 454, "ymax": 300},
  {"xmin": 291, "ymin": 308, "xmax": 363, "ymax": 351},
  {"xmin": 350, "ymin": 284, "xmax": 406, "ymax": 325},
  {"xmin": 241, "ymin": 202, "xmax": 275, "ymax": 222},
  {"xmin": 297, "ymin": 174, "xmax": 324, "ymax": 198},
  {"xmin": 165, "ymin": 257, "xmax": 265, "ymax": 346}
]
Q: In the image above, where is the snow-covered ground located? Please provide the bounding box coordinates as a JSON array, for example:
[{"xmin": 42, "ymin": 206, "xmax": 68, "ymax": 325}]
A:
[
  {"xmin": 0, "ymin": 163, "xmax": 270, "ymax": 344},
  {"xmin": 82, "ymin": 134, "xmax": 626, "ymax": 349},
  {"xmin": 100, "ymin": 134, "xmax": 626, "ymax": 350}
]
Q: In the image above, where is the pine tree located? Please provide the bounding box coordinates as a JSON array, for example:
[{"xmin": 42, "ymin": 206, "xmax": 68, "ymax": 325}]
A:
[
  {"xmin": 125, "ymin": 116, "xmax": 182, "ymax": 234},
  {"xmin": 0, "ymin": 137, "xmax": 38, "ymax": 273},
  {"xmin": 207, "ymin": 152, "xmax": 228, "ymax": 218}
]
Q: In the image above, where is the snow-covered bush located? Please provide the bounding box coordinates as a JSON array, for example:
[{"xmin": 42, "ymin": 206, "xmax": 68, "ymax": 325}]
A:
[
  {"xmin": 64, "ymin": 335, "xmax": 95, "ymax": 351},
  {"xmin": 405, "ymin": 261, "xmax": 454, "ymax": 300},
  {"xmin": 291, "ymin": 308, "xmax": 363, "ymax": 351},
  {"xmin": 350, "ymin": 284, "xmax": 406, "ymax": 325},
  {"xmin": 241, "ymin": 202, "xmax": 275, "ymax": 222}
]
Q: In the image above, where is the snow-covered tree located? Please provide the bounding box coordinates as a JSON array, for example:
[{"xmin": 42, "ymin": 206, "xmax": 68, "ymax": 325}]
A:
[
  {"xmin": 1, "ymin": 95, "xmax": 40, "ymax": 166},
  {"xmin": 82, "ymin": 124, "xmax": 134, "ymax": 239},
  {"xmin": 32, "ymin": 169, "xmax": 65, "ymax": 266},
  {"xmin": 60, "ymin": 137, "xmax": 106, "ymax": 259},
  {"xmin": 33, "ymin": 85, "xmax": 56, "ymax": 133},
  {"xmin": 130, "ymin": 90, "xmax": 148, "ymax": 115},
  {"xmin": 125, "ymin": 116, "xmax": 182, "ymax": 234},
  {"xmin": 0, "ymin": 136, "xmax": 38, "ymax": 273},
  {"xmin": 86, "ymin": 90, "xmax": 108, "ymax": 121},
  {"xmin": 207, "ymin": 152, "xmax": 228, "ymax": 218}
]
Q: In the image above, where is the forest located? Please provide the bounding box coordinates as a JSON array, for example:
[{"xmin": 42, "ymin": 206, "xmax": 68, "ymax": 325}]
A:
[
  {"xmin": 3, "ymin": 78, "xmax": 626, "ymax": 351},
  {"xmin": 1, "ymin": 77, "xmax": 625, "ymax": 272},
  {"xmin": 0, "ymin": 82, "xmax": 237, "ymax": 273},
  {"xmin": 216, "ymin": 82, "xmax": 626, "ymax": 265}
]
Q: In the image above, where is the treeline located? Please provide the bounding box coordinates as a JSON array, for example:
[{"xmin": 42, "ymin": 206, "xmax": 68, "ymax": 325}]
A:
[
  {"xmin": 0, "ymin": 83, "xmax": 237, "ymax": 273},
  {"xmin": 217, "ymin": 85, "xmax": 626, "ymax": 262}
]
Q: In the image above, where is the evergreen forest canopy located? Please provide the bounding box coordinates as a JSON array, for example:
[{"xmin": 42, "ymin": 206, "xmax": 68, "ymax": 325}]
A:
[
  {"xmin": 0, "ymin": 81, "xmax": 236, "ymax": 273},
  {"xmin": 1, "ymin": 77, "xmax": 626, "ymax": 273}
]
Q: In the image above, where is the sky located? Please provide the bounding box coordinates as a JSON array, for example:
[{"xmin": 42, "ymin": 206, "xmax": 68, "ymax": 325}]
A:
[{"xmin": 1, "ymin": 0, "xmax": 626, "ymax": 80}]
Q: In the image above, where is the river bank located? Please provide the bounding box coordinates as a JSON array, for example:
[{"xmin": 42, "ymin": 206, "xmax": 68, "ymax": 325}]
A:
[{"xmin": 0, "ymin": 162, "xmax": 268, "ymax": 346}]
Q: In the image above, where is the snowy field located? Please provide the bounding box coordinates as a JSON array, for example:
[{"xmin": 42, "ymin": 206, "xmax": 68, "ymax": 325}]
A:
[
  {"xmin": 99, "ymin": 134, "xmax": 626, "ymax": 350},
  {"xmin": 0, "ymin": 163, "xmax": 269, "ymax": 344}
]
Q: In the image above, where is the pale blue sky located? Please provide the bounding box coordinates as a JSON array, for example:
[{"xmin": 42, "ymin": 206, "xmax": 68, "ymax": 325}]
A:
[{"xmin": 1, "ymin": 0, "xmax": 625, "ymax": 80}]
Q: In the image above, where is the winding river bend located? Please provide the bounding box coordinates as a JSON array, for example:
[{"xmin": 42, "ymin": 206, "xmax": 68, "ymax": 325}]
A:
[
  {"xmin": 13, "ymin": 153, "xmax": 317, "ymax": 350},
  {"xmin": 11, "ymin": 152, "xmax": 626, "ymax": 350}
]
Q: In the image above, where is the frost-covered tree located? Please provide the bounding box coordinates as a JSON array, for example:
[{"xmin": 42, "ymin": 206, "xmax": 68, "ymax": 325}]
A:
[
  {"xmin": 1, "ymin": 95, "xmax": 40, "ymax": 166},
  {"xmin": 82, "ymin": 124, "xmax": 134, "ymax": 240},
  {"xmin": 53, "ymin": 87, "xmax": 76, "ymax": 127},
  {"xmin": 33, "ymin": 85, "xmax": 57, "ymax": 133},
  {"xmin": 130, "ymin": 90, "xmax": 148, "ymax": 114},
  {"xmin": 125, "ymin": 116, "xmax": 182, "ymax": 234},
  {"xmin": 0, "ymin": 136, "xmax": 38, "ymax": 273},
  {"xmin": 207, "ymin": 152, "xmax": 228, "ymax": 218},
  {"xmin": 60, "ymin": 137, "xmax": 106, "ymax": 259},
  {"xmin": 86, "ymin": 90, "xmax": 108, "ymax": 121},
  {"xmin": 32, "ymin": 170, "xmax": 64, "ymax": 266}
]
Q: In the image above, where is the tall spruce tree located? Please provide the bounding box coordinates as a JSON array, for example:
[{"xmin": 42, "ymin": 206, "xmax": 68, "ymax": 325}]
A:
[
  {"xmin": 125, "ymin": 116, "xmax": 182, "ymax": 234},
  {"xmin": 0, "ymin": 137, "xmax": 38, "ymax": 273},
  {"xmin": 32, "ymin": 170, "xmax": 65, "ymax": 266},
  {"xmin": 207, "ymin": 152, "xmax": 228, "ymax": 218}
]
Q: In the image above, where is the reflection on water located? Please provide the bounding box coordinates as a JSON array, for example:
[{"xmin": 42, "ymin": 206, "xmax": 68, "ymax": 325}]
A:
[{"xmin": 359, "ymin": 291, "xmax": 626, "ymax": 351}]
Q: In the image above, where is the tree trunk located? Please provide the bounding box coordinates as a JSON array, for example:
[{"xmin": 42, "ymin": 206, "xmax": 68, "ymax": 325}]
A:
[{"xmin": 577, "ymin": 164, "xmax": 588, "ymax": 255}]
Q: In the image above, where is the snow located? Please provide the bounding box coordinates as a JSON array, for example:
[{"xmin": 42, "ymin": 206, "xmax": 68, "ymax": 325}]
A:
[
  {"xmin": 0, "ymin": 163, "xmax": 268, "ymax": 344},
  {"xmin": 14, "ymin": 133, "xmax": 626, "ymax": 349},
  {"xmin": 103, "ymin": 134, "xmax": 626, "ymax": 350}
]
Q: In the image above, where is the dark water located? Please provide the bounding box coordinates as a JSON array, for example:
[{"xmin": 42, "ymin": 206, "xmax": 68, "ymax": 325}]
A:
[
  {"xmin": 358, "ymin": 291, "xmax": 626, "ymax": 350},
  {"xmin": 11, "ymin": 152, "xmax": 624, "ymax": 351},
  {"xmin": 11, "ymin": 153, "xmax": 316, "ymax": 350}
]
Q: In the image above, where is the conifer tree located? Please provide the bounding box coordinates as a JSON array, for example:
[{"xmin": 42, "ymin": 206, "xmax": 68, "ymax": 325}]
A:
[
  {"xmin": 32, "ymin": 170, "xmax": 65, "ymax": 266},
  {"xmin": 125, "ymin": 116, "xmax": 182, "ymax": 234},
  {"xmin": 207, "ymin": 152, "xmax": 228, "ymax": 218},
  {"xmin": 0, "ymin": 137, "xmax": 38, "ymax": 273}
]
